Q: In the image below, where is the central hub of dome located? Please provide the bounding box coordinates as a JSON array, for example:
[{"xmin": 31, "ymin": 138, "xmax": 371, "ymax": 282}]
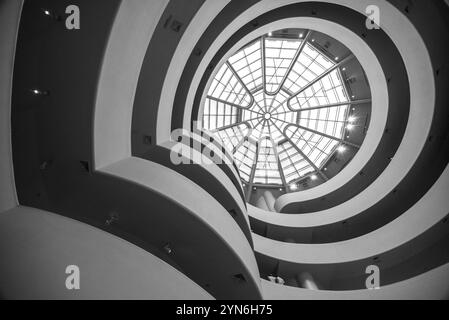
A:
[{"xmin": 264, "ymin": 113, "xmax": 272, "ymax": 120}]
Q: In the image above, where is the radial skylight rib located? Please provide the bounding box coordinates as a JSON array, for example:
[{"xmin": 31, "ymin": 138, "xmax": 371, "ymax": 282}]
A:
[
  {"xmin": 215, "ymin": 123, "xmax": 250, "ymax": 154},
  {"xmin": 285, "ymin": 126, "xmax": 339, "ymax": 169},
  {"xmin": 202, "ymin": 97, "xmax": 239, "ymax": 131},
  {"xmin": 277, "ymin": 141, "xmax": 313, "ymax": 183},
  {"xmin": 253, "ymin": 138, "xmax": 282, "ymax": 185},
  {"xmin": 264, "ymin": 38, "xmax": 302, "ymax": 94},
  {"xmin": 202, "ymin": 32, "xmax": 359, "ymax": 188},
  {"xmin": 283, "ymin": 42, "xmax": 335, "ymax": 94},
  {"xmin": 234, "ymin": 140, "xmax": 257, "ymax": 182},
  {"xmin": 228, "ymin": 40, "xmax": 263, "ymax": 92},
  {"xmin": 289, "ymin": 69, "xmax": 348, "ymax": 110},
  {"xmin": 207, "ymin": 62, "xmax": 253, "ymax": 108},
  {"xmin": 298, "ymin": 105, "xmax": 348, "ymax": 139}
]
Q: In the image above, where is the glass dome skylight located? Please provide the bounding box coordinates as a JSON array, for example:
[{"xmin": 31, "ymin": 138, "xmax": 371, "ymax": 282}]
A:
[{"xmin": 202, "ymin": 30, "xmax": 361, "ymax": 189}]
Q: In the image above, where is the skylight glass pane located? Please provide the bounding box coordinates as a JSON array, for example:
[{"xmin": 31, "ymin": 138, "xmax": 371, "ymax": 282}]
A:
[
  {"xmin": 229, "ymin": 40, "xmax": 263, "ymax": 92},
  {"xmin": 254, "ymin": 139, "xmax": 282, "ymax": 185},
  {"xmin": 203, "ymin": 98, "xmax": 239, "ymax": 131},
  {"xmin": 207, "ymin": 63, "xmax": 253, "ymax": 108},
  {"xmin": 202, "ymin": 32, "xmax": 357, "ymax": 188},
  {"xmin": 283, "ymin": 43, "xmax": 335, "ymax": 94},
  {"xmin": 264, "ymin": 38, "xmax": 302, "ymax": 94}
]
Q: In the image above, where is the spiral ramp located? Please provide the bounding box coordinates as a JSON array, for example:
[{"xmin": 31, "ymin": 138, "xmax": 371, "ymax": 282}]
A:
[{"xmin": 0, "ymin": 0, "xmax": 448, "ymax": 299}]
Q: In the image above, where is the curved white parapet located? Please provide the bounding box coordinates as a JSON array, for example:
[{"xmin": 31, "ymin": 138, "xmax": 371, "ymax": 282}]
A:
[
  {"xmin": 0, "ymin": 0, "xmax": 23, "ymax": 212},
  {"xmin": 262, "ymin": 263, "xmax": 449, "ymax": 300},
  {"xmin": 196, "ymin": 17, "xmax": 387, "ymax": 214},
  {"xmin": 178, "ymin": 128, "xmax": 244, "ymax": 197},
  {"xmin": 159, "ymin": 140, "xmax": 252, "ymax": 238},
  {"xmin": 157, "ymin": 0, "xmax": 231, "ymax": 144},
  {"xmin": 253, "ymin": 163, "xmax": 449, "ymax": 264},
  {"xmin": 181, "ymin": 0, "xmax": 434, "ymax": 219},
  {"xmin": 92, "ymin": 1, "xmax": 262, "ymax": 299},
  {"xmin": 276, "ymin": 0, "xmax": 435, "ymax": 214},
  {"xmin": 273, "ymin": 0, "xmax": 434, "ymax": 212},
  {"xmin": 101, "ymin": 157, "xmax": 263, "ymax": 297},
  {"xmin": 0, "ymin": 206, "xmax": 213, "ymax": 300},
  {"xmin": 94, "ymin": 0, "xmax": 168, "ymax": 169}
]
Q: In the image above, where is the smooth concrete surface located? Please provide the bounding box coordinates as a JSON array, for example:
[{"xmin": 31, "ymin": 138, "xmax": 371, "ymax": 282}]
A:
[
  {"xmin": 100, "ymin": 157, "xmax": 263, "ymax": 298},
  {"xmin": 263, "ymin": 191, "xmax": 276, "ymax": 212},
  {"xmin": 94, "ymin": 0, "xmax": 168, "ymax": 169},
  {"xmin": 5, "ymin": 0, "xmax": 447, "ymax": 300},
  {"xmin": 157, "ymin": 0, "xmax": 230, "ymax": 144},
  {"xmin": 256, "ymin": 195, "xmax": 270, "ymax": 212},
  {"xmin": 253, "ymin": 163, "xmax": 449, "ymax": 264},
  {"xmin": 181, "ymin": 0, "xmax": 433, "ymax": 217},
  {"xmin": 189, "ymin": 129, "xmax": 243, "ymax": 192},
  {"xmin": 262, "ymin": 263, "xmax": 449, "ymax": 300},
  {"xmin": 158, "ymin": 140, "xmax": 252, "ymax": 242},
  {"xmin": 273, "ymin": 0, "xmax": 434, "ymax": 212},
  {"xmin": 0, "ymin": 0, "xmax": 23, "ymax": 212},
  {"xmin": 0, "ymin": 206, "xmax": 213, "ymax": 300},
  {"xmin": 195, "ymin": 17, "xmax": 387, "ymax": 212}
]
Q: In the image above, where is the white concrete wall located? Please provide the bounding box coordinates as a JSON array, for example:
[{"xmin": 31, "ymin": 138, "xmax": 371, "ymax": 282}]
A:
[
  {"xmin": 0, "ymin": 0, "xmax": 23, "ymax": 212},
  {"xmin": 262, "ymin": 263, "xmax": 449, "ymax": 300},
  {"xmin": 0, "ymin": 206, "xmax": 213, "ymax": 300},
  {"xmin": 94, "ymin": 0, "xmax": 168, "ymax": 169}
]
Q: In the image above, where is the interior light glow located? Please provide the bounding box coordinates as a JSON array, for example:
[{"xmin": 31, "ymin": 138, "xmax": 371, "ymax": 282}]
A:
[
  {"xmin": 337, "ymin": 145, "xmax": 346, "ymax": 153},
  {"xmin": 202, "ymin": 31, "xmax": 360, "ymax": 188}
]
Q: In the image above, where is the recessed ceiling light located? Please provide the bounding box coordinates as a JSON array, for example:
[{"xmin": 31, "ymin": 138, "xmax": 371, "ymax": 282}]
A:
[
  {"xmin": 268, "ymin": 32, "xmax": 273, "ymax": 37},
  {"xmin": 299, "ymin": 33, "xmax": 304, "ymax": 38},
  {"xmin": 346, "ymin": 124, "xmax": 354, "ymax": 130},
  {"xmin": 44, "ymin": 10, "xmax": 51, "ymax": 15},
  {"xmin": 311, "ymin": 175, "xmax": 318, "ymax": 181},
  {"xmin": 290, "ymin": 184, "xmax": 298, "ymax": 191},
  {"xmin": 338, "ymin": 145, "xmax": 346, "ymax": 153},
  {"xmin": 348, "ymin": 116, "xmax": 356, "ymax": 123},
  {"xmin": 335, "ymin": 57, "xmax": 339, "ymax": 61}
]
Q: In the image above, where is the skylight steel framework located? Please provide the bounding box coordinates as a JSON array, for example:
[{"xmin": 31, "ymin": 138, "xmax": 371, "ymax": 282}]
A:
[{"xmin": 202, "ymin": 32, "xmax": 366, "ymax": 190}]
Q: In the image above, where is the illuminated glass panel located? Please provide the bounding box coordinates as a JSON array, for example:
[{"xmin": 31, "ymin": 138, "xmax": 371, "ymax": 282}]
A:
[
  {"xmin": 289, "ymin": 69, "xmax": 348, "ymax": 110},
  {"xmin": 207, "ymin": 63, "xmax": 253, "ymax": 108},
  {"xmin": 285, "ymin": 126, "xmax": 339, "ymax": 169},
  {"xmin": 201, "ymin": 31, "xmax": 357, "ymax": 188},
  {"xmin": 234, "ymin": 140, "xmax": 257, "ymax": 182},
  {"xmin": 264, "ymin": 38, "xmax": 302, "ymax": 94},
  {"xmin": 253, "ymin": 139, "xmax": 282, "ymax": 185},
  {"xmin": 202, "ymin": 97, "xmax": 239, "ymax": 131},
  {"xmin": 215, "ymin": 123, "xmax": 250, "ymax": 154},
  {"xmin": 284, "ymin": 43, "xmax": 335, "ymax": 94},
  {"xmin": 228, "ymin": 39, "xmax": 263, "ymax": 91},
  {"xmin": 277, "ymin": 141, "xmax": 313, "ymax": 183}
]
